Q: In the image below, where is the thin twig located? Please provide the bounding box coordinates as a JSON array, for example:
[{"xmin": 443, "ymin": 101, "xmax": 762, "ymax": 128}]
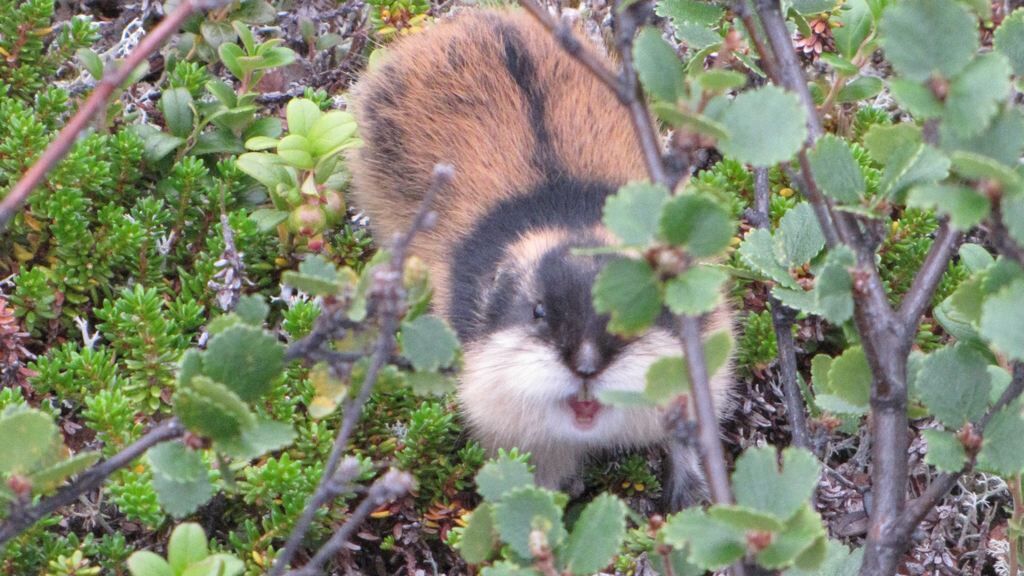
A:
[
  {"xmin": 285, "ymin": 470, "xmax": 414, "ymax": 576},
  {"xmin": 992, "ymin": 200, "xmax": 1024, "ymax": 269},
  {"xmin": 270, "ymin": 165, "xmax": 453, "ymax": 576},
  {"xmin": 0, "ymin": 418, "xmax": 184, "ymax": 546},
  {"xmin": 897, "ymin": 220, "xmax": 960, "ymax": 331},
  {"xmin": 0, "ymin": 0, "xmax": 230, "ymax": 230}
]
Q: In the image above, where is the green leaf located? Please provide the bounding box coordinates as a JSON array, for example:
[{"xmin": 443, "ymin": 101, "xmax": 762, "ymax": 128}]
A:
[
  {"xmin": 941, "ymin": 108, "xmax": 1024, "ymax": 166},
  {"xmin": 493, "ymin": 487, "xmax": 565, "ymax": 559},
  {"xmin": 634, "ymin": 27, "xmax": 685, "ymax": 102},
  {"xmin": 785, "ymin": 539, "xmax": 863, "ymax": 576},
  {"xmin": 133, "ymin": 124, "xmax": 185, "ymax": 163},
  {"xmin": 127, "ymin": 551, "xmax": 173, "ymax": 576},
  {"xmin": 235, "ymin": 295, "xmax": 269, "ymax": 326},
  {"xmin": 718, "ymin": 86, "xmax": 808, "ymax": 167},
  {"xmin": 695, "ymin": 70, "xmax": 747, "ymax": 92},
  {"xmin": 282, "ymin": 255, "xmax": 354, "ymax": 296},
  {"xmin": 277, "ymin": 134, "xmax": 315, "ymax": 169},
  {"xmin": 161, "ymin": 88, "xmax": 195, "ymax": 139},
  {"xmin": 168, "ymin": 523, "xmax": 209, "ymax": 574},
  {"xmin": 307, "ymin": 111, "xmax": 358, "ymax": 156},
  {"xmin": 661, "ymin": 508, "xmax": 746, "ymax": 570},
  {"xmin": 656, "ymin": 0, "xmax": 723, "ymax": 27},
  {"xmin": 889, "ymin": 79, "xmax": 943, "ymax": 119},
  {"xmin": 174, "ymin": 376, "xmax": 255, "ymax": 440},
  {"xmin": 907, "ymin": 183, "xmax": 990, "ymax": 230},
  {"xmin": 826, "ymin": 346, "xmax": 871, "ymax": 409},
  {"xmin": 406, "ymin": 372, "xmax": 456, "ymax": 396},
  {"xmin": 814, "ymin": 246, "xmax": 855, "ymax": 323},
  {"xmin": 708, "ymin": 505, "xmax": 784, "ymax": 532},
  {"xmin": 820, "ymin": 53, "xmax": 859, "ymax": 75},
  {"xmin": 944, "ymin": 53, "xmax": 1012, "ymax": 138},
  {"xmin": 1004, "ymin": 192, "xmax": 1024, "ymax": 248},
  {"xmin": 561, "ymin": 493, "xmax": 627, "ymax": 575},
  {"xmin": 675, "ymin": 22, "xmax": 722, "ymax": 49},
  {"xmin": 603, "ymin": 182, "xmax": 670, "ymax": 246},
  {"xmin": 980, "ymin": 280, "xmax": 1024, "ymax": 361},
  {"xmin": 879, "ymin": 143, "xmax": 950, "ymax": 201},
  {"xmin": 28, "ymin": 451, "xmax": 100, "ymax": 493},
  {"xmin": 200, "ymin": 21, "xmax": 236, "ymax": 49},
  {"xmin": 216, "ymin": 418, "xmax": 295, "ymax": 460},
  {"xmin": 774, "ymin": 203, "xmax": 825, "ymax": 267},
  {"xmin": 237, "ymin": 152, "xmax": 291, "ymax": 189},
  {"xmin": 878, "ymin": 0, "xmax": 979, "ymax": 82},
  {"xmin": 738, "ymin": 229, "xmax": 798, "ymax": 287},
  {"xmin": 153, "ymin": 464, "xmax": 214, "ymax": 518},
  {"xmin": 756, "ymin": 505, "xmax": 827, "ymax": 570},
  {"xmin": 285, "ymin": 98, "xmax": 321, "ymax": 137},
  {"xmin": 202, "ymin": 325, "xmax": 284, "ymax": 402},
  {"xmin": 645, "ymin": 356, "xmax": 687, "ymax": 403},
  {"xmin": 0, "ymin": 410, "xmax": 59, "ymax": 475},
  {"xmin": 922, "ymin": 429, "xmax": 967, "ymax": 473},
  {"xmin": 593, "ymin": 258, "xmax": 662, "ymax": 336},
  {"xmin": 659, "ymin": 195, "xmax": 733, "ymax": 257},
  {"xmin": 807, "ymin": 135, "xmax": 865, "ymax": 204},
  {"xmin": 834, "ymin": 0, "xmax": 872, "ymax": 59},
  {"xmin": 401, "ymin": 315, "xmax": 459, "ymax": 371},
  {"xmin": 791, "ymin": 0, "xmax": 838, "ymax": 15},
  {"xmin": 772, "ymin": 287, "xmax": 820, "ymax": 317},
  {"xmin": 481, "ymin": 563, "xmax": 542, "ymax": 576},
  {"xmin": 977, "ymin": 403, "xmax": 1024, "ymax": 476},
  {"xmin": 259, "ymin": 46, "xmax": 296, "ymax": 69},
  {"xmin": 837, "ymin": 76, "xmax": 883, "ymax": 103},
  {"xmin": 461, "ymin": 503, "xmax": 497, "ymax": 564},
  {"xmin": 918, "ymin": 344, "xmax": 991, "ymax": 427},
  {"xmin": 733, "ymin": 447, "xmax": 821, "ymax": 522},
  {"xmin": 997, "ymin": 9, "xmax": 1024, "ymax": 75},
  {"xmin": 475, "ymin": 454, "xmax": 534, "ymax": 501},
  {"xmin": 76, "ymin": 48, "xmax": 103, "ymax": 79},
  {"xmin": 664, "ymin": 265, "xmax": 728, "ymax": 315},
  {"xmin": 148, "ymin": 442, "xmax": 205, "ymax": 483},
  {"xmin": 864, "ymin": 123, "xmax": 922, "ymax": 165},
  {"xmin": 959, "ymin": 243, "xmax": 994, "ymax": 273}
]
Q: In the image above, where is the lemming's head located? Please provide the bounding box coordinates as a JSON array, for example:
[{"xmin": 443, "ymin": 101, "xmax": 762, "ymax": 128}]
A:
[{"xmin": 457, "ymin": 228, "xmax": 678, "ymax": 447}]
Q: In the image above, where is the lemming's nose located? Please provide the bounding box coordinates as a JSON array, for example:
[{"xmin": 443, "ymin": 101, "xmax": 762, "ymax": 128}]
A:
[{"xmin": 573, "ymin": 340, "xmax": 601, "ymax": 377}]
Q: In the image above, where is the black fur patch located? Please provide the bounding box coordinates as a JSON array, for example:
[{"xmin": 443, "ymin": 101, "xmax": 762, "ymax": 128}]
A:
[{"xmin": 449, "ymin": 177, "xmax": 615, "ymax": 340}]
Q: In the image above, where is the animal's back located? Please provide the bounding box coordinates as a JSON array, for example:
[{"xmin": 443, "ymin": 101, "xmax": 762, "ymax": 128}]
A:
[{"xmin": 349, "ymin": 10, "xmax": 646, "ymax": 317}]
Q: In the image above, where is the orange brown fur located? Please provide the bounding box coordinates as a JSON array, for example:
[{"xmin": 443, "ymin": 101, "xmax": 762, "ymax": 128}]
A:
[{"xmin": 348, "ymin": 9, "xmax": 645, "ymax": 318}]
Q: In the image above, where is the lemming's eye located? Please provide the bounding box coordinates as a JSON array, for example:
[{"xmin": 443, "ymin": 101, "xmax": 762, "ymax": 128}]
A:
[{"xmin": 533, "ymin": 302, "xmax": 546, "ymax": 320}]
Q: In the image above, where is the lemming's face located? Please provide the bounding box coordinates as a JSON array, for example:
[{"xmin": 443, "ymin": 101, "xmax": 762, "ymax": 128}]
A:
[{"xmin": 458, "ymin": 243, "xmax": 677, "ymax": 451}]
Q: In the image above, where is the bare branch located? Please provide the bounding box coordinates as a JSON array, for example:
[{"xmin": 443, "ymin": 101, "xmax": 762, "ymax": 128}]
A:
[
  {"xmin": 0, "ymin": 418, "xmax": 184, "ymax": 546},
  {"xmin": 285, "ymin": 470, "xmax": 414, "ymax": 576},
  {"xmin": 270, "ymin": 165, "xmax": 452, "ymax": 576},
  {"xmin": 992, "ymin": 200, "xmax": 1024, "ymax": 269},
  {"xmin": 897, "ymin": 220, "xmax": 961, "ymax": 333},
  {"xmin": 0, "ymin": 0, "xmax": 229, "ymax": 230}
]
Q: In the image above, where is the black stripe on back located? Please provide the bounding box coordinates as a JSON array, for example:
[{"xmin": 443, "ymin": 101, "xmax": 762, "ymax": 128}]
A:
[{"xmin": 448, "ymin": 177, "xmax": 616, "ymax": 340}]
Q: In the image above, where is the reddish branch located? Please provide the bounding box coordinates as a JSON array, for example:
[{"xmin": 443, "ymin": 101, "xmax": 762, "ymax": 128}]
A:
[{"xmin": 0, "ymin": 0, "xmax": 231, "ymax": 230}]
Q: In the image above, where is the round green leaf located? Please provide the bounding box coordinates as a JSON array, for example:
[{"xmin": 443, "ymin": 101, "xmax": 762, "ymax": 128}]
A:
[
  {"xmin": 634, "ymin": 27, "xmax": 685, "ymax": 102},
  {"xmin": 561, "ymin": 493, "xmax": 627, "ymax": 575},
  {"xmin": 492, "ymin": 487, "xmax": 565, "ymax": 559},
  {"xmin": 460, "ymin": 504, "xmax": 497, "ymax": 564},
  {"xmin": 718, "ymin": 86, "xmax": 808, "ymax": 167},
  {"xmin": 168, "ymin": 523, "xmax": 209, "ymax": 574},
  {"xmin": 879, "ymin": 0, "xmax": 979, "ymax": 82},
  {"xmin": 917, "ymin": 344, "xmax": 991, "ymax": 427},
  {"xmin": 400, "ymin": 314, "xmax": 459, "ymax": 372},
  {"xmin": 602, "ymin": 181, "xmax": 670, "ymax": 246},
  {"xmin": 807, "ymin": 135, "xmax": 866, "ymax": 204},
  {"xmin": 664, "ymin": 265, "xmax": 728, "ymax": 315},
  {"xmin": 593, "ymin": 258, "xmax": 662, "ymax": 336},
  {"xmin": 202, "ymin": 325, "xmax": 284, "ymax": 402},
  {"xmin": 980, "ymin": 279, "xmax": 1024, "ymax": 361},
  {"xmin": 659, "ymin": 195, "xmax": 733, "ymax": 257},
  {"xmin": 996, "ymin": 9, "xmax": 1024, "ymax": 75},
  {"xmin": 475, "ymin": 454, "xmax": 534, "ymax": 501}
]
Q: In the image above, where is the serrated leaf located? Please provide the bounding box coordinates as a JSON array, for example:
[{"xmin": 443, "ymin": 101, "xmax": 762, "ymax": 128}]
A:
[
  {"xmin": 0, "ymin": 410, "xmax": 59, "ymax": 475},
  {"xmin": 834, "ymin": 0, "xmax": 871, "ymax": 59},
  {"xmin": 174, "ymin": 376, "xmax": 255, "ymax": 440},
  {"xmin": 148, "ymin": 442, "xmax": 205, "ymax": 483},
  {"xmin": 864, "ymin": 123, "xmax": 922, "ymax": 165},
  {"xmin": 493, "ymin": 487, "xmax": 565, "ymax": 559},
  {"xmin": 127, "ymin": 551, "xmax": 173, "ymax": 576},
  {"xmin": 461, "ymin": 503, "xmax": 497, "ymax": 564},
  {"xmin": 959, "ymin": 244, "xmax": 994, "ymax": 273},
  {"xmin": 791, "ymin": 0, "xmax": 838, "ymax": 15},
  {"xmin": 603, "ymin": 182, "xmax": 669, "ymax": 246},
  {"xmin": 216, "ymin": 418, "xmax": 296, "ymax": 460},
  {"xmin": 593, "ymin": 258, "xmax": 662, "ymax": 336},
  {"xmin": 785, "ymin": 539, "xmax": 863, "ymax": 576},
  {"xmin": 708, "ymin": 505, "xmax": 785, "ymax": 532},
  {"xmin": 879, "ymin": 143, "xmax": 950, "ymax": 201},
  {"xmin": 826, "ymin": 346, "xmax": 871, "ymax": 409},
  {"xmin": 664, "ymin": 265, "xmax": 728, "ymax": 315},
  {"xmin": 807, "ymin": 135, "xmax": 865, "ymax": 204},
  {"xmin": 661, "ymin": 508, "xmax": 746, "ymax": 570},
  {"xmin": 161, "ymin": 88, "xmax": 195, "ymax": 139},
  {"xmin": 561, "ymin": 493, "xmax": 627, "ymax": 575},
  {"xmin": 202, "ymin": 325, "xmax": 283, "ymax": 402},
  {"xmin": 941, "ymin": 108, "xmax": 1024, "ymax": 166},
  {"xmin": 878, "ymin": 0, "xmax": 978, "ymax": 82},
  {"xmin": 660, "ymin": 195, "xmax": 733, "ymax": 257},
  {"xmin": 814, "ymin": 246, "xmax": 855, "ymax": 323},
  {"xmin": 918, "ymin": 344, "xmax": 991, "ymax": 427},
  {"xmin": 401, "ymin": 315, "xmax": 459, "ymax": 371},
  {"xmin": 996, "ymin": 9, "xmax": 1024, "ymax": 75},
  {"xmin": 675, "ymin": 22, "xmax": 722, "ymax": 49},
  {"xmin": 772, "ymin": 287, "xmax": 820, "ymax": 316},
  {"xmin": 922, "ymin": 429, "xmax": 967, "ymax": 473},
  {"xmin": 733, "ymin": 447, "xmax": 821, "ymax": 522},
  {"xmin": 28, "ymin": 451, "xmax": 100, "ymax": 493},
  {"xmin": 977, "ymin": 403, "xmax": 1024, "ymax": 476},
  {"xmin": 907, "ymin": 183, "xmax": 990, "ymax": 230},
  {"xmin": 695, "ymin": 70, "xmax": 747, "ymax": 91},
  {"xmin": 739, "ymin": 229, "xmax": 798, "ymax": 287},
  {"xmin": 756, "ymin": 505, "xmax": 827, "ymax": 570},
  {"xmin": 980, "ymin": 279, "xmax": 1024, "ymax": 361},
  {"xmin": 645, "ymin": 356, "xmax": 687, "ymax": 403},
  {"xmin": 476, "ymin": 455, "xmax": 534, "ymax": 501},
  {"xmin": 944, "ymin": 53, "xmax": 1012, "ymax": 138},
  {"xmin": 837, "ymin": 76, "xmax": 883, "ymax": 103},
  {"xmin": 889, "ymin": 79, "xmax": 943, "ymax": 119},
  {"xmin": 635, "ymin": 28, "xmax": 685, "ymax": 102},
  {"xmin": 406, "ymin": 372, "xmax": 456, "ymax": 396},
  {"xmin": 656, "ymin": 0, "xmax": 722, "ymax": 27},
  {"xmin": 153, "ymin": 470, "xmax": 213, "ymax": 519},
  {"xmin": 719, "ymin": 86, "xmax": 808, "ymax": 167},
  {"xmin": 234, "ymin": 295, "xmax": 269, "ymax": 326},
  {"xmin": 774, "ymin": 203, "xmax": 826, "ymax": 267}
]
